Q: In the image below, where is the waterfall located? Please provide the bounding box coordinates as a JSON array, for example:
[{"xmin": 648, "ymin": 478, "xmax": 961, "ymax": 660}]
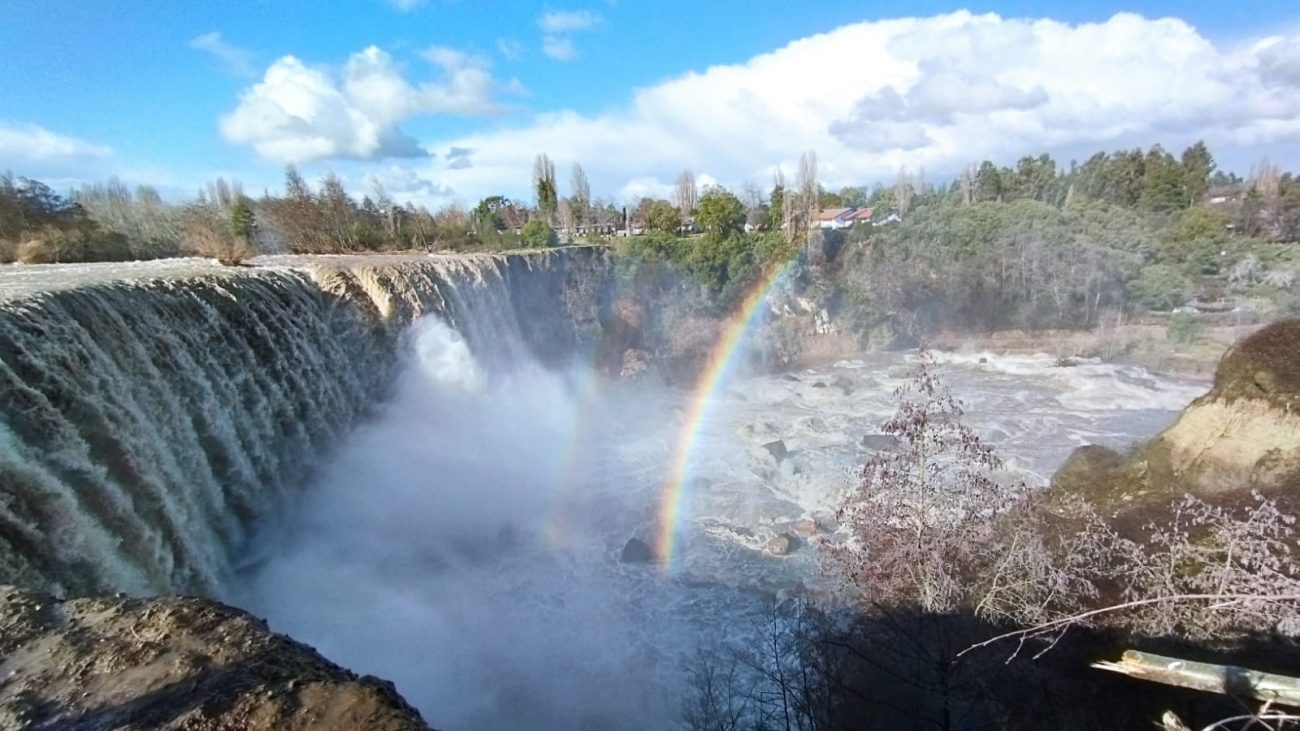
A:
[{"xmin": 0, "ymin": 249, "xmax": 609, "ymax": 597}]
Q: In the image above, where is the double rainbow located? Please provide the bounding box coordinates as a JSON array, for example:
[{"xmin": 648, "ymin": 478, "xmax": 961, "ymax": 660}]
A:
[{"xmin": 654, "ymin": 259, "xmax": 798, "ymax": 571}]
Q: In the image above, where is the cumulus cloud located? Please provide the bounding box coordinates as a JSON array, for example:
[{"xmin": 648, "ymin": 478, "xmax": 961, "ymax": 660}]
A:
[
  {"xmin": 0, "ymin": 122, "xmax": 113, "ymax": 171},
  {"xmin": 189, "ymin": 31, "xmax": 256, "ymax": 77},
  {"xmin": 221, "ymin": 46, "xmax": 514, "ymax": 163},
  {"xmin": 414, "ymin": 11, "xmax": 1300, "ymax": 203}
]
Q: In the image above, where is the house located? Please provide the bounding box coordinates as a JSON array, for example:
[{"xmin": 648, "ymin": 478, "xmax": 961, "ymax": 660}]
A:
[
  {"xmin": 847, "ymin": 207, "xmax": 874, "ymax": 225},
  {"xmin": 815, "ymin": 207, "xmax": 876, "ymax": 230},
  {"xmin": 816, "ymin": 208, "xmax": 856, "ymax": 230},
  {"xmin": 873, "ymin": 210, "xmax": 902, "ymax": 227}
]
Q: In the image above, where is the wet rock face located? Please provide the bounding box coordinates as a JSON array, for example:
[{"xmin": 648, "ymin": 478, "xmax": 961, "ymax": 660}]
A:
[{"xmin": 0, "ymin": 586, "xmax": 434, "ymax": 731}]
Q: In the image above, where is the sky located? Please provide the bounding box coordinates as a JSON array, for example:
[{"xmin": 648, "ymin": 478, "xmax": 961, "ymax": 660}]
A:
[{"xmin": 1, "ymin": 0, "xmax": 1299, "ymax": 208}]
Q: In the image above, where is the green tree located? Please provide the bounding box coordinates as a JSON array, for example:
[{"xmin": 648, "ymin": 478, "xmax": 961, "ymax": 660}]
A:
[
  {"xmin": 645, "ymin": 200, "xmax": 681, "ymax": 235},
  {"xmin": 533, "ymin": 154, "xmax": 558, "ymax": 223},
  {"xmin": 695, "ymin": 186, "xmax": 746, "ymax": 236},
  {"xmin": 229, "ymin": 196, "xmax": 255, "ymax": 242},
  {"xmin": 1180, "ymin": 141, "xmax": 1215, "ymax": 205},
  {"xmin": 520, "ymin": 219, "xmax": 557, "ymax": 248},
  {"xmin": 1132, "ymin": 264, "xmax": 1192, "ymax": 310},
  {"xmin": 1140, "ymin": 146, "xmax": 1189, "ymax": 212}
]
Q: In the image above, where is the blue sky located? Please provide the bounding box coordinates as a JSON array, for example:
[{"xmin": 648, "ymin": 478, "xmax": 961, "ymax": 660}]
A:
[{"xmin": 2, "ymin": 1, "xmax": 1298, "ymax": 205}]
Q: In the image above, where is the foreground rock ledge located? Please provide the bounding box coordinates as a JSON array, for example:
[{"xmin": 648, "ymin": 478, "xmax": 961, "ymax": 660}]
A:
[{"xmin": 0, "ymin": 586, "xmax": 434, "ymax": 731}]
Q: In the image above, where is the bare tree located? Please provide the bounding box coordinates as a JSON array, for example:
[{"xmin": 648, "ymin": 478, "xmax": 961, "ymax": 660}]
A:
[
  {"xmin": 825, "ymin": 351, "xmax": 1022, "ymax": 612},
  {"xmin": 959, "ymin": 165, "xmax": 977, "ymax": 207},
  {"xmin": 556, "ymin": 198, "xmax": 575, "ymax": 243},
  {"xmin": 674, "ymin": 169, "xmax": 698, "ymax": 218},
  {"xmin": 895, "ymin": 167, "xmax": 915, "ymax": 219},
  {"xmin": 796, "ymin": 150, "xmax": 819, "ymax": 242},
  {"xmin": 570, "ymin": 163, "xmax": 590, "ymax": 229}
]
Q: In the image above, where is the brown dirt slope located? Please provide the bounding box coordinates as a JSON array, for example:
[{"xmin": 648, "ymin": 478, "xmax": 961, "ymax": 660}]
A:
[{"xmin": 0, "ymin": 586, "xmax": 435, "ymax": 731}]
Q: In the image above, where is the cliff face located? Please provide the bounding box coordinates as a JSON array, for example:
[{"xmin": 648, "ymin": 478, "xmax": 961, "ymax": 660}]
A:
[
  {"xmin": 0, "ymin": 586, "xmax": 434, "ymax": 731},
  {"xmin": 1051, "ymin": 320, "xmax": 1300, "ymax": 526}
]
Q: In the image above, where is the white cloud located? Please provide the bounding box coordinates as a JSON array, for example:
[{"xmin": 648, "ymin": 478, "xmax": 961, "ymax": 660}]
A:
[
  {"xmin": 538, "ymin": 10, "xmax": 601, "ymax": 61},
  {"xmin": 366, "ymin": 163, "xmax": 455, "ymax": 205},
  {"xmin": 220, "ymin": 46, "xmax": 515, "ymax": 164},
  {"xmin": 538, "ymin": 10, "xmax": 601, "ymax": 34},
  {"xmin": 0, "ymin": 122, "xmax": 113, "ymax": 171},
  {"xmin": 189, "ymin": 31, "xmax": 256, "ymax": 77},
  {"xmin": 387, "ymin": 0, "xmax": 424, "ymax": 11},
  {"xmin": 416, "ymin": 11, "xmax": 1300, "ymax": 204},
  {"xmin": 542, "ymin": 36, "xmax": 576, "ymax": 61}
]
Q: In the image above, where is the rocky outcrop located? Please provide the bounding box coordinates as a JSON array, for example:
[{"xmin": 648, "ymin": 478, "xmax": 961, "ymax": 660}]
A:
[
  {"xmin": 1048, "ymin": 320, "xmax": 1300, "ymax": 528},
  {"xmin": 0, "ymin": 586, "xmax": 434, "ymax": 731}
]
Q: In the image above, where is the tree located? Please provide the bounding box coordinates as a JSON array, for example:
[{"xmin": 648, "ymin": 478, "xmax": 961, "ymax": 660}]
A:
[
  {"xmin": 767, "ymin": 169, "xmax": 786, "ymax": 233},
  {"xmin": 520, "ymin": 219, "xmax": 557, "ymax": 248},
  {"xmin": 533, "ymin": 153, "xmax": 558, "ymax": 223},
  {"xmin": 1140, "ymin": 146, "xmax": 1189, "ymax": 212},
  {"xmin": 795, "ymin": 150, "xmax": 819, "ymax": 241},
  {"xmin": 674, "ymin": 169, "xmax": 698, "ymax": 218},
  {"xmin": 894, "ymin": 167, "xmax": 915, "ymax": 219},
  {"xmin": 1180, "ymin": 141, "xmax": 1215, "ymax": 205},
  {"xmin": 229, "ymin": 196, "xmax": 255, "ymax": 243},
  {"xmin": 974, "ymin": 161, "xmax": 1004, "ymax": 203},
  {"xmin": 827, "ymin": 352, "xmax": 1019, "ymax": 612},
  {"xmin": 695, "ymin": 186, "xmax": 746, "ymax": 236},
  {"xmin": 472, "ymin": 195, "xmax": 507, "ymax": 237},
  {"xmin": 570, "ymin": 163, "xmax": 590, "ymax": 228},
  {"xmin": 645, "ymin": 200, "xmax": 682, "ymax": 235}
]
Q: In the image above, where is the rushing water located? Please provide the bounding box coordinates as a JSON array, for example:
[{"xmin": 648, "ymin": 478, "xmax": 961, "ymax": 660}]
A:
[
  {"xmin": 236, "ymin": 316, "xmax": 1206, "ymax": 731},
  {"xmin": 0, "ymin": 253, "xmax": 1209, "ymax": 730}
]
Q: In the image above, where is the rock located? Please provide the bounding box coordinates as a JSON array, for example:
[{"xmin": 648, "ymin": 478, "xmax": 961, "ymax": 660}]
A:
[
  {"xmin": 791, "ymin": 518, "xmax": 820, "ymax": 537},
  {"xmin": 861, "ymin": 434, "xmax": 901, "ymax": 451},
  {"xmin": 763, "ymin": 440, "xmax": 789, "ymax": 462},
  {"xmin": 812, "ymin": 381, "xmax": 827, "ymax": 389},
  {"xmin": 887, "ymin": 365, "xmax": 913, "ymax": 378},
  {"xmin": 765, "ymin": 533, "xmax": 799, "ymax": 555},
  {"xmin": 620, "ymin": 538, "xmax": 656, "ymax": 563},
  {"xmin": 782, "ymin": 374, "xmax": 800, "ymax": 382},
  {"xmin": 978, "ymin": 357, "xmax": 988, "ymax": 364},
  {"xmin": 832, "ymin": 375, "xmax": 854, "ymax": 395},
  {"xmin": 1045, "ymin": 320, "xmax": 1300, "ymax": 534},
  {"xmin": 1054, "ymin": 356, "xmax": 1081, "ymax": 368},
  {"xmin": 620, "ymin": 348, "xmax": 651, "ymax": 379},
  {"xmin": 0, "ymin": 586, "xmax": 434, "ymax": 731}
]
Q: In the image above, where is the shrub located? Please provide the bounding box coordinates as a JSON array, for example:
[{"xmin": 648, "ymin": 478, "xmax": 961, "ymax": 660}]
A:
[{"xmin": 520, "ymin": 219, "xmax": 557, "ymax": 248}]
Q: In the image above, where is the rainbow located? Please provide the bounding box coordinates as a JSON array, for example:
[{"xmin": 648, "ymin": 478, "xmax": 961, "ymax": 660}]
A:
[{"xmin": 655, "ymin": 259, "xmax": 798, "ymax": 570}]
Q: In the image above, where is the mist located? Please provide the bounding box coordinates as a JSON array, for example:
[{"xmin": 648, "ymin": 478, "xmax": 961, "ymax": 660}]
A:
[{"xmin": 234, "ymin": 316, "xmax": 1206, "ymax": 731}]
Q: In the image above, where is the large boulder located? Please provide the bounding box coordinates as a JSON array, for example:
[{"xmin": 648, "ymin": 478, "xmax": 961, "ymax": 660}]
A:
[
  {"xmin": 765, "ymin": 533, "xmax": 799, "ymax": 556},
  {"xmin": 763, "ymin": 440, "xmax": 789, "ymax": 462},
  {"xmin": 861, "ymin": 434, "xmax": 901, "ymax": 452},
  {"xmin": 1047, "ymin": 320, "xmax": 1300, "ymax": 528},
  {"xmin": 0, "ymin": 586, "xmax": 434, "ymax": 731}
]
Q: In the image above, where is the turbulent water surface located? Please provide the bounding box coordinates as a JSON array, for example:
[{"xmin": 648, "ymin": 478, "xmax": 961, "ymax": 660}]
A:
[
  {"xmin": 0, "ymin": 253, "xmax": 1206, "ymax": 731},
  {"xmin": 237, "ymin": 316, "xmax": 1204, "ymax": 731}
]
